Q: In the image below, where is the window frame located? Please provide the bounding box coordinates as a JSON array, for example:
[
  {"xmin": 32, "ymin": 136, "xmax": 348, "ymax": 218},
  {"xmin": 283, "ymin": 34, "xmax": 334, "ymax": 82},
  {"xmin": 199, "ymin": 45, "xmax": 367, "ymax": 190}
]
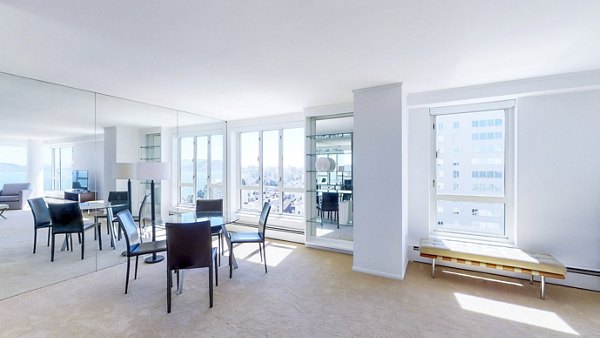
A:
[
  {"xmin": 238, "ymin": 127, "xmax": 305, "ymax": 217},
  {"xmin": 429, "ymin": 100, "xmax": 516, "ymax": 243}
]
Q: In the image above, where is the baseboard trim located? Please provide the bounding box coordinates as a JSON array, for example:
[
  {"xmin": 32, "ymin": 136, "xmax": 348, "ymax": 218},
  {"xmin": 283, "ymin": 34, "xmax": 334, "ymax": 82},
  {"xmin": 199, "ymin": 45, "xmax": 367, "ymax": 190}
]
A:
[{"xmin": 352, "ymin": 266, "xmax": 405, "ymax": 280}]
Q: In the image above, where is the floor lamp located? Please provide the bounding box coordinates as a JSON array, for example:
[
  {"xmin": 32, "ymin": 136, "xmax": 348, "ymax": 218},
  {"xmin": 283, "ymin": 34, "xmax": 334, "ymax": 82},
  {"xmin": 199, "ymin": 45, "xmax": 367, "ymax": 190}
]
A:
[
  {"xmin": 137, "ymin": 161, "xmax": 170, "ymax": 264},
  {"xmin": 113, "ymin": 162, "xmax": 137, "ymax": 213}
]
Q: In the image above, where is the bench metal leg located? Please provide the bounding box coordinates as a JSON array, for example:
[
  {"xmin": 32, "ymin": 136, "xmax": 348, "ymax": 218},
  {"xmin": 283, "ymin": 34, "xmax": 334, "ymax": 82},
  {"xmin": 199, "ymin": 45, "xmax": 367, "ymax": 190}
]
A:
[
  {"xmin": 540, "ymin": 276, "xmax": 545, "ymax": 300},
  {"xmin": 431, "ymin": 258, "xmax": 436, "ymax": 278}
]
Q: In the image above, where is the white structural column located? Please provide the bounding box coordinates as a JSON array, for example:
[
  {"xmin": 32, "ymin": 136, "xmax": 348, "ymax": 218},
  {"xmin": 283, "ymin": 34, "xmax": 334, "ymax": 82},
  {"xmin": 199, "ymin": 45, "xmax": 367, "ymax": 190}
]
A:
[
  {"xmin": 352, "ymin": 83, "xmax": 408, "ymax": 279},
  {"xmin": 27, "ymin": 140, "xmax": 45, "ymax": 198}
]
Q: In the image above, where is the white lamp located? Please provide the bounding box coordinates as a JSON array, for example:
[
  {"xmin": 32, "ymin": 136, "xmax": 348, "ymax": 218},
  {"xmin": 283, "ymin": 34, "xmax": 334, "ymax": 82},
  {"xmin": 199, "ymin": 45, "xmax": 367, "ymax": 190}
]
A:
[
  {"xmin": 137, "ymin": 162, "xmax": 170, "ymax": 264},
  {"xmin": 113, "ymin": 162, "xmax": 137, "ymax": 212}
]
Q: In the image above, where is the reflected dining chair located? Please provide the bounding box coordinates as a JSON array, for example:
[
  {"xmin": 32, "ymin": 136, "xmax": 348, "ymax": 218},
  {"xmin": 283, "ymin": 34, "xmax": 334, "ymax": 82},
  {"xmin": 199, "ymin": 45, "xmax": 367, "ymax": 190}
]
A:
[
  {"xmin": 116, "ymin": 209, "xmax": 167, "ymax": 294},
  {"xmin": 97, "ymin": 191, "xmax": 129, "ymax": 237},
  {"xmin": 48, "ymin": 202, "xmax": 100, "ymax": 261},
  {"xmin": 166, "ymin": 220, "xmax": 217, "ymax": 312},
  {"xmin": 133, "ymin": 194, "xmax": 150, "ymax": 241},
  {"xmin": 318, "ymin": 192, "xmax": 339, "ymax": 228},
  {"xmin": 196, "ymin": 198, "xmax": 224, "ymax": 264},
  {"xmin": 228, "ymin": 202, "xmax": 271, "ymax": 278},
  {"xmin": 28, "ymin": 197, "xmax": 52, "ymax": 254}
]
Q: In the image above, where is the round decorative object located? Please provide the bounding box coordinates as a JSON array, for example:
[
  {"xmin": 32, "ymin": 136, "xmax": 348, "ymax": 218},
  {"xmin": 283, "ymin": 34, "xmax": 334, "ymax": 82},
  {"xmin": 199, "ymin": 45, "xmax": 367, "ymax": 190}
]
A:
[
  {"xmin": 315, "ymin": 157, "xmax": 331, "ymax": 172},
  {"xmin": 327, "ymin": 158, "xmax": 337, "ymax": 172}
]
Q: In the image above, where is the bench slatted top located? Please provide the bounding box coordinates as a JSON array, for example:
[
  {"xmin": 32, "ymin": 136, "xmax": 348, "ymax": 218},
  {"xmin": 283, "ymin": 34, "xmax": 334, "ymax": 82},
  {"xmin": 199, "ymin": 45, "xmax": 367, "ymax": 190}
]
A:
[{"xmin": 420, "ymin": 238, "xmax": 566, "ymax": 278}]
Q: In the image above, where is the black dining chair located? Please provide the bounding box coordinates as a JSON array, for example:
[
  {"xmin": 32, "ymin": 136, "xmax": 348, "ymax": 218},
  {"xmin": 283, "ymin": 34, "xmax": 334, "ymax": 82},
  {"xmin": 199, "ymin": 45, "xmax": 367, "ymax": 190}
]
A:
[
  {"xmin": 48, "ymin": 202, "xmax": 100, "ymax": 261},
  {"xmin": 318, "ymin": 192, "xmax": 339, "ymax": 228},
  {"xmin": 196, "ymin": 198, "xmax": 224, "ymax": 264},
  {"xmin": 229, "ymin": 202, "xmax": 271, "ymax": 278},
  {"xmin": 28, "ymin": 197, "xmax": 52, "ymax": 254},
  {"xmin": 166, "ymin": 220, "xmax": 217, "ymax": 312},
  {"xmin": 97, "ymin": 191, "xmax": 129, "ymax": 236},
  {"xmin": 116, "ymin": 209, "xmax": 167, "ymax": 294},
  {"xmin": 133, "ymin": 194, "xmax": 150, "ymax": 241}
]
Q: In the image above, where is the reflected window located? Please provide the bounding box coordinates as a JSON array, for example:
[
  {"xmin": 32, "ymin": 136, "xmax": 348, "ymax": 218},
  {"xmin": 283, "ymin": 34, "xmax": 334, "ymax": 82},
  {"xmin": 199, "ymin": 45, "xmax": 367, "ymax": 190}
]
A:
[
  {"xmin": 178, "ymin": 134, "xmax": 224, "ymax": 206},
  {"xmin": 0, "ymin": 144, "xmax": 27, "ymax": 187}
]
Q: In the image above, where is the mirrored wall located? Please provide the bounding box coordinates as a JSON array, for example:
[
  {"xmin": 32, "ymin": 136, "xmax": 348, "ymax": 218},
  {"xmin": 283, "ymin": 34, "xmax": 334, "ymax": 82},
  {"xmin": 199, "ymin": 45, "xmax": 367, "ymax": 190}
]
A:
[{"xmin": 0, "ymin": 71, "xmax": 226, "ymax": 299}]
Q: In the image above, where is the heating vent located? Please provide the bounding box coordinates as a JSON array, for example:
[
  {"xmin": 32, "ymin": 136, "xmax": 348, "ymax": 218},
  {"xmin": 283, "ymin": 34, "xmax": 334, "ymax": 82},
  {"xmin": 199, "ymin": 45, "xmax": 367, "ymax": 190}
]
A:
[{"xmin": 567, "ymin": 267, "xmax": 600, "ymax": 277}]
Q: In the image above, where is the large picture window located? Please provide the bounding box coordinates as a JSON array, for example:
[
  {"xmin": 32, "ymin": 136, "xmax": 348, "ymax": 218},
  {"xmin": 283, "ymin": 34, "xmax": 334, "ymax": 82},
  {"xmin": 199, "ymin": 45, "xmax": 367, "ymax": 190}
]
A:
[
  {"xmin": 178, "ymin": 134, "xmax": 224, "ymax": 205},
  {"xmin": 0, "ymin": 144, "xmax": 28, "ymax": 187},
  {"xmin": 239, "ymin": 127, "xmax": 304, "ymax": 217},
  {"xmin": 431, "ymin": 100, "xmax": 514, "ymax": 240}
]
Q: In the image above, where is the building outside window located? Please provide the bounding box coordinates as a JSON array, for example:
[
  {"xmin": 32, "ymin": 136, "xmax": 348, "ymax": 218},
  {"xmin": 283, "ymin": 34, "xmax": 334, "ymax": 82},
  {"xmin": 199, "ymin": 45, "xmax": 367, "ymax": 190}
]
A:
[
  {"xmin": 431, "ymin": 100, "xmax": 515, "ymax": 241},
  {"xmin": 239, "ymin": 127, "xmax": 304, "ymax": 217}
]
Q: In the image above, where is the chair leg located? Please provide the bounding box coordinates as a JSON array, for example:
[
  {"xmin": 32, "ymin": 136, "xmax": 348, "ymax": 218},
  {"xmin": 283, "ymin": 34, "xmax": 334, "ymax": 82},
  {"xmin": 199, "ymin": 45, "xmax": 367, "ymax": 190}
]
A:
[
  {"xmin": 218, "ymin": 233, "xmax": 221, "ymax": 266},
  {"xmin": 214, "ymin": 254, "xmax": 219, "ymax": 286},
  {"xmin": 97, "ymin": 225, "xmax": 103, "ymax": 251},
  {"xmin": 263, "ymin": 241, "xmax": 268, "ymax": 274},
  {"xmin": 167, "ymin": 267, "xmax": 172, "ymax": 313},
  {"xmin": 125, "ymin": 256, "xmax": 131, "ymax": 294},
  {"xmin": 78, "ymin": 233, "xmax": 81, "ymax": 244},
  {"xmin": 209, "ymin": 261, "xmax": 214, "ymax": 308},
  {"xmin": 229, "ymin": 248, "xmax": 233, "ymax": 279},
  {"xmin": 81, "ymin": 232, "xmax": 85, "ymax": 260},
  {"xmin": 47, "ymin": 228, "xmax": 51, "ymax": 246},
  {"xmin": 51, "ymin": 234, "xmax": 55, "ymax": 262},
  {"xmin": 259, "ymin": 243, "xmax": 263, "ymax": 262},
  {"xmin": 33, "ymin": 228, "xmax": 37, "ymax": 254},
  {"xmin": 134, "ymin": 256, "xmax": 139, "ymax": 279}
]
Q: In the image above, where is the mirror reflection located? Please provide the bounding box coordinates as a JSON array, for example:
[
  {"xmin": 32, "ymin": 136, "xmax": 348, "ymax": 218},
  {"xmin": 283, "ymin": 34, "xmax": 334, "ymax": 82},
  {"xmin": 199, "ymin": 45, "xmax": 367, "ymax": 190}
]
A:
[{"xmin": 0, "ymin": 72, "xmax": 225, "ymax": 299}]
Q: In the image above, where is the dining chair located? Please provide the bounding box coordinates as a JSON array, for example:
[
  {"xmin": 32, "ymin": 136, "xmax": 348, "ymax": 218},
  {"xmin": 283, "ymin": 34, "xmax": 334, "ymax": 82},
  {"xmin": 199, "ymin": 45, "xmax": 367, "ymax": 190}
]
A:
[
  {"xmin": 318, "ymin": 192, "xmax": 339, "ymax": 228},
  {"xmin": 229, "ymin": 202, "xmax": 271, "ymax": 278},
  {"xmin": 196, "ymin": 198, "xmax": 224, "ymax": 265},
  {"xmin": 166, "ymin": 220, "xmax": 217, "ymax": 312},
  {"xmin": 97, "ymin": 191, "xmax": 129, "ymax": 236},
  {"xmin": 116, "ymin": 209, "xmax": 167, "ymax": 294},
  {"xmin": 48, "ymin": 202, "xmax": 100, "ymax": 261},
  {"xmin": 133, "ymin": 194, "xmax": 150, "ymax": 241},
  {"xmin": 28, "ymin": 197, "xmax": 52, "ymax": 254}
]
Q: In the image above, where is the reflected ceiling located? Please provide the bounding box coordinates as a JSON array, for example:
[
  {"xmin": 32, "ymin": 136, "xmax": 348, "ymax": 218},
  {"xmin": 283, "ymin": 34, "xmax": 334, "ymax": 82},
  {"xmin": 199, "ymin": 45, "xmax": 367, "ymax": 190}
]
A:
[{"xmin": 1, "ymin": 1, "xmax": 599, "ymax": 120}]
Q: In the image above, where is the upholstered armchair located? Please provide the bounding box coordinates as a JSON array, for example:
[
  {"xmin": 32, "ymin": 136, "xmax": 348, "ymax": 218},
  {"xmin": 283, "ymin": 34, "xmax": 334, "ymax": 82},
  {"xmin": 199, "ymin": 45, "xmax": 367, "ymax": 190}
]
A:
[{"xmin": 0, "ymin": 183, "xmax": 32, "ymax": 210}]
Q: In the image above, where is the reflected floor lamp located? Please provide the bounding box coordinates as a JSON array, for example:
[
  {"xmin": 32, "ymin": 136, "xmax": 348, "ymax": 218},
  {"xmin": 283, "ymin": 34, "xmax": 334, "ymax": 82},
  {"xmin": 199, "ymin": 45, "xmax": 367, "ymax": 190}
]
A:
[
  {"xmin": 137, "ymin": 161, "xmax": 170, "ymax": 264},
  {"xmin": 113, "ymin": 162, "xmax": 137, "ymax": 213}
]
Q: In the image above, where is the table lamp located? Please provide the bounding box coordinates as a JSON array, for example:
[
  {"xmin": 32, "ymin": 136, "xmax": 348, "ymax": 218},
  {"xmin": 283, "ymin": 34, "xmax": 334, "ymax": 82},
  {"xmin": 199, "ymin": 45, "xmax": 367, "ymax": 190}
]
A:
[{"xmin": 137, "ymin": 161, "xmax": 170, "ymax": 264}]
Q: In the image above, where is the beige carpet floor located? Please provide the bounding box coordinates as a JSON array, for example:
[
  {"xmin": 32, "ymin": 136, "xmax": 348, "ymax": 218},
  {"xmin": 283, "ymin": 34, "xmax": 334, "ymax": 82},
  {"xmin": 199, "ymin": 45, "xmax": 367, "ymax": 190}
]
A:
[{"xmin": 1, "ymin": 236, "xmax": 599, "ymax": 337}]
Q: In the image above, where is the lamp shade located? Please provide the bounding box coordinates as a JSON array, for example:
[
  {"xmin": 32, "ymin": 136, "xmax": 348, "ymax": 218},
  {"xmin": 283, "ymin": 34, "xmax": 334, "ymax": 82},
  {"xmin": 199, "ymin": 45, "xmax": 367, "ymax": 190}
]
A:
[
  {"xmin": 137, "ymin": 162, "xmax": 170, "ymax": 180},
  {"xmin": 113, "ymin": 162, "xmax": 137, "ymax": 179}
]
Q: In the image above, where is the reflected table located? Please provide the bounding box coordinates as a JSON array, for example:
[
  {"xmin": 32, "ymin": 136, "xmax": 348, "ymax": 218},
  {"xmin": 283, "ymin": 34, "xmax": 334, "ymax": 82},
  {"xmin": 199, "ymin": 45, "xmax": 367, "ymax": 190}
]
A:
[{"xmin": 154, "ymin": 211, "xmax": 239, "ymax": 294}]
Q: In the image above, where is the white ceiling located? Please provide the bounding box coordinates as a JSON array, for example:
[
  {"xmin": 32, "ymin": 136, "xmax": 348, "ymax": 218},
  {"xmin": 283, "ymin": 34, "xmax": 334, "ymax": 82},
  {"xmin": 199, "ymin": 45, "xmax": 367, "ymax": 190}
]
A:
[{"xmin": 1, "ymin": 0, "xmax": 600, "ymax": 121}]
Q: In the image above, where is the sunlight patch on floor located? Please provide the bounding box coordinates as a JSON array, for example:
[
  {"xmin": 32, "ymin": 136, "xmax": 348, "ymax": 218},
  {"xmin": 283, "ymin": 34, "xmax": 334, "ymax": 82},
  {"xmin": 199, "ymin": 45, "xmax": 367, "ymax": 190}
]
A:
[
  {"xmin": 454, "ymin": 293, "xmax": 579, "ymax": 335},
  {"xmin": 315, "ymin": 228, "xmax": 334, "ymax": 236},
  {"xmin": 235, "ymin": 242, "xmax": 296, "ymax": 267},
  {"xmin": 443, "ymin": 270, "xmax": 524, "ymax": 287}
]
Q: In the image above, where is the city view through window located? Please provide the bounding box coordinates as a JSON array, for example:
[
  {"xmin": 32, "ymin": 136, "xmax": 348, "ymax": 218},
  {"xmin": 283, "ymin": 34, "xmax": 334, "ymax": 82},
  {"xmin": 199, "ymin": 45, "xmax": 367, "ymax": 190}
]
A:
[
  {"xmin": 240, "ymin": 128, "xmax": 304, "ymax": 216},
  {"xmin": 434, "ymin": 109, "xmax": 507, "ymax": 237}
]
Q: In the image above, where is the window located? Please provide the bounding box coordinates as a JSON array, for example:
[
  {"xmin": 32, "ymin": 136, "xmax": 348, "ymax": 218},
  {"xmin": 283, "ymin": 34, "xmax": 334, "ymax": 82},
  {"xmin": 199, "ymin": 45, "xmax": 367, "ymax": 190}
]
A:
[
  {"xmin": 239, "ymin": 127, "xmax": 304, "ymax": 217},
  {"xmin": 178, "ymin": 134, "xmax": 224, "ymax": 206},
  {"xmin": 431, "ymin": 100, "xmax": 514, "ymax": 240},
  {"xmin": 0, "ymin": 144, "xmax": 28, "ymax": 188},
  {"xmin": 48, "ymin": 146, "xmax": 72, "ymax": 190}
]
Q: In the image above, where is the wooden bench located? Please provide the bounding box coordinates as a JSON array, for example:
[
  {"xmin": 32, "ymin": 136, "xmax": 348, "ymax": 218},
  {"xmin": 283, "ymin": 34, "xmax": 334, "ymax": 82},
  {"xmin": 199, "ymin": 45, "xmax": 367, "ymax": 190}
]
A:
[{"xmin": 419, "ymin": 238, "xmax": 567, "ymax": 299}]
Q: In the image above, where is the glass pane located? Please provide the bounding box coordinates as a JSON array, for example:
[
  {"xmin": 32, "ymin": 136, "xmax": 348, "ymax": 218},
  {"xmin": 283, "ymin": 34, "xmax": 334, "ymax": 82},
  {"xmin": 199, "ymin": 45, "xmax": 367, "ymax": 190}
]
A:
[
  {"xmin": 196, "ymin": 136, "xmax": 208, "ymax": 199},
  {"xmin": 283, "ymin": 128, "xmax": 304, "ymax": 188},
  {"xmin": 240, "ymin": 189, "xmax": 261, "ymax": 211},
  {"xmin": 0, "ymin": 144, "xmax": 27, "ymax": 187},
  {"xmin": 43, "ymin": 147, "xmax": 52, "ymax": 191},
  {"xmin": 435, "ymin": 200, "xmax": 505, "ymax": 236},
  {"xmin": 435, "ymin": 110, "xmax": 505, "ymax": 197},
  {"xmin": 283, "ymin": 192, "xmax": 304, "ymax": 216},
  {"xmin": 180, "ymin": 137, "xmax": 194, "ymax": 184},
  {"xmin": 209, "ymin": 185, "xmax": 223, "ymax": 199},
  {"xmin": 210, "ymin": 135, "xmax": 223, "ymax": 184},
  {"xmin": 180, "ymin": 186, "xmax": 194, "ymax": 205},
  {"xmin": 263, "ymin": 130, "xmax": 279, "ymax": 211},
  {"xmin": 240, "ymin": 132, "xmax": 259, "ymax": 186},
  {"xmin": 59, "ymin": 147, "xmax": 73, "ymax": 191}
]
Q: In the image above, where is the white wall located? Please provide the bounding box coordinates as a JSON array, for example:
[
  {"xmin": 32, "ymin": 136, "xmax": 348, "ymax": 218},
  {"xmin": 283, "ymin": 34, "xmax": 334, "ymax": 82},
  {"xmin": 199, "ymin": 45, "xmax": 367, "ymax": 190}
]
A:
[
  {"xmin": 27, "ymin": 140, "xmax": 44, "ymax": 198},
  {"xmin": 407, "ymin": 71, "xmax": 600, "ymax": 290},
  {"xmin": 72, "ymin": 138, "xmax": 104, "ymax": 198},
  {"xmin": 353, "ymin": 83, "xmax": 407, "ymax": 279}
]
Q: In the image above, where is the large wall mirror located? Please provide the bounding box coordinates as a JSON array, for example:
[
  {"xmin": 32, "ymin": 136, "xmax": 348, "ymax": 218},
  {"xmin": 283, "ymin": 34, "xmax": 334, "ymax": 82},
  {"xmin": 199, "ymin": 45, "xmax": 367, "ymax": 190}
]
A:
[{"xmin": 0, "ymin": 72, "xmax": 225, "ymax": 299}]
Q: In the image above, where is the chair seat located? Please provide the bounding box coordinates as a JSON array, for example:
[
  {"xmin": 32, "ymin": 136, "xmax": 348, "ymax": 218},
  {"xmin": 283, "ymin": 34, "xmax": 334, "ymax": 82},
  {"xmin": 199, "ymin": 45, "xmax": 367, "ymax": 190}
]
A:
[
  {"xmin": 230, "ymin": 232, "xmax": 262, "ymax": 243},
  {"xmin": 35, "ymin": 222, "xmax": 52, "ymax": 229},
  {"xmin": 130, "ymin": 239, "xmax": 167, "ymax": 256},
  {"xmin": 211, "ymin": 226, "xmax": 223, "ymax": 235}
]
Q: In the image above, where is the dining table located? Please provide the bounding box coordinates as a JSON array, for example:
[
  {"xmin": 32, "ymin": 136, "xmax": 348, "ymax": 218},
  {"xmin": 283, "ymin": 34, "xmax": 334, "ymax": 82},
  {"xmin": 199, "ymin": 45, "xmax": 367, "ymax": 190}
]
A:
[{"xmin": 153, "ymin": 211, "xmax": 239, "ymax": 294}]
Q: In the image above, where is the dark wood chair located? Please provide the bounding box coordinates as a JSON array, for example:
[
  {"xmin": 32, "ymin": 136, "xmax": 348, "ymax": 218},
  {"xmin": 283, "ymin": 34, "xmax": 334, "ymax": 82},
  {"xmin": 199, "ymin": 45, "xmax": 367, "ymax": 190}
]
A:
[
  {"xmin": 116, "ymin": 209, "xmax": 167, "ymax": 294},
  {"xmin": 229, "ymin": 202, "xmax": 271, "ymax": 278},
  {"xmin": 28, "ymin": 197, "xmax": 52, "ymax": 254},
  {"xmin": 196, "ymin": 198, "xmax": 224, "ymax": 265},
  {"xmin": 48, "ymin": 202, "xmax": 100, "ymax": 261},
  {"xmin": 166, "ymin": 221, "xmax": 218, "ymax": 312}
]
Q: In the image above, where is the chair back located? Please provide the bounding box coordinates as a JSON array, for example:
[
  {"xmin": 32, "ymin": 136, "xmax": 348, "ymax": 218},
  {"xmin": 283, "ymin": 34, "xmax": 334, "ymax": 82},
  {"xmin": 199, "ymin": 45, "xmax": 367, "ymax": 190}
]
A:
[
  {"xmin": 28, "ymin": 197, "xmax": 51, "ymax": 228},
  {"xmin": 166, "ymin": 221, "xmax": 212, "ymax": 270},
  {"xmin": 48, "ymin": 203, "xmax": 84, "ymax": 233},
  {"xmin": 321, "ymin": 192, "xmax": 339, "ymax": 211},
  {"xmin": 108, "ymin": 191, "xmax": 129, "ymax": 214},
  {"xmin": 138, "ymin": 194, "xmax": 150, "ymax": 221},
  {"xmin": 258, "ymin": 202, "xmax": 271, "ymax": 238},
  {"xmin": 116, "ymin": 210, "xmax": 141, "ymax": 251},
  {"xmin": 195, "ymin": 199, "xmax": 223, "ymax": 212}
]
